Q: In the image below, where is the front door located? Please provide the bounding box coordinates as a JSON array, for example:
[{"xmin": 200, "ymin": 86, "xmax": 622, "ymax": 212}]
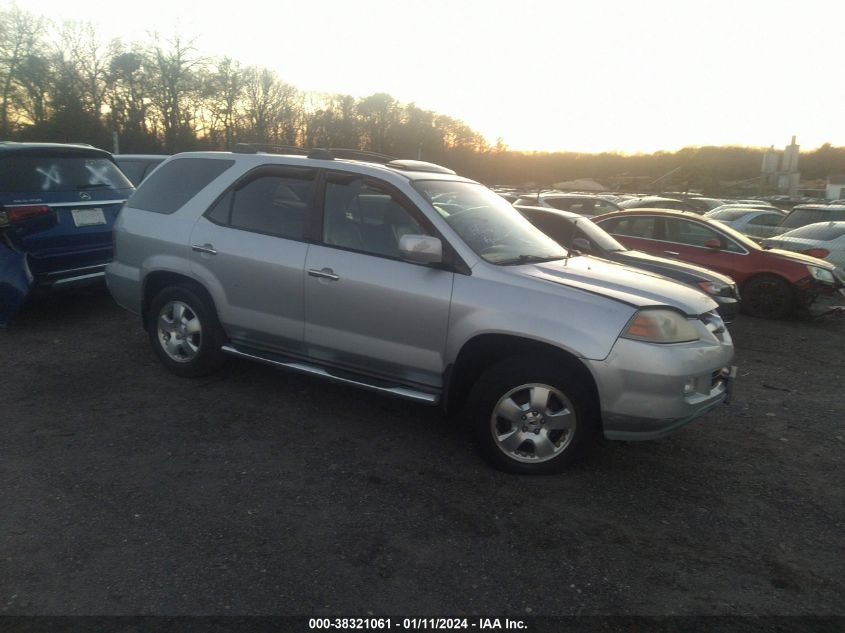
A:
[{"xmin": 303, "ymin": 173, "xmax": 453, "ymax": 388}]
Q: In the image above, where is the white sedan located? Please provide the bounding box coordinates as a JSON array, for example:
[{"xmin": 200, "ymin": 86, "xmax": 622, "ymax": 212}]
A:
[
  {"xmin": 706, "ymin": 206, "xmax": 787, "ymax": 240},
  {"xmin": 761, "ymin": 222, "xmax": 845, "ymax": 268}
]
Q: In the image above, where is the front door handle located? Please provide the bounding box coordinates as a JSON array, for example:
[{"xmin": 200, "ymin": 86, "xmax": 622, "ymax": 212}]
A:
[
  {"xmin": 192, "ymin": 244, "xmax": 217, "ymax": 255},
  {"xmin": 308, "ymin": 268, "xmax": 340, "ymax": 281},
  {"xmin": 663, "ymin": 250, "xmax": 680, "ymax": 256}
]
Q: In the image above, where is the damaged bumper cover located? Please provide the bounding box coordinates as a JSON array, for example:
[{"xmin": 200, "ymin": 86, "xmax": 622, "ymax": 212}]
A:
[{"xmin": 0, "ymin": 243, "xmax": 33, "ymax": 328}]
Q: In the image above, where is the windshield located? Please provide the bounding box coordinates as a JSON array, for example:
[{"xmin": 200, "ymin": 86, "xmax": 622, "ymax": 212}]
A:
[
  {"xmin": 0, "ymin": 155, "xmax": 133, "ymax": 193},
  {"xmin": 573, "ymin": 217, "xmax": 627, "ymax": 252},
  {"xmin": 413, "ymin": 180, "xmax": 568, "ymax": 264}
]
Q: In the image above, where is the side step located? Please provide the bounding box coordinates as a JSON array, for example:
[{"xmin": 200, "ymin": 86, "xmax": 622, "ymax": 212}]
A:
[{"xmin": 220, "ymin": 345, "xmax": 440, "ymax": 405}]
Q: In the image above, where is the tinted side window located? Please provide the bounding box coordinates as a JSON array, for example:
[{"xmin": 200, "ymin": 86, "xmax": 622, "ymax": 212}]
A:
[
  {"xmin": 546, "ymin": 198, "xmax": 576, "ymax": 211},
  {"xmin": 129, "ymin": 158, "xmax": 234, "ymax": 214},
  {"xmin": 323, "ymin": 174, "xmax": 428, "ymax": 258},
  {"xmin": 781, "ymin": 209, "xmax": 827, "ymax": 229},
  {"xmin": 229, "ymin": 174, "xmax": 313, "ymax": 239},
  {"xmin": 115, "ymin": 160, "xmax": 146, "ymax": 186},
  {"xmin": 747, "ymin": 212, "xmax": 783, "ymax": 227},
  {"xmin": 667, "ymin": 219, "xmax": 721, "ymax": 247},
  {"xmin": 607, "ymin": 216, "xmax": 656, "ymax": 238},
  {"xmin": 522, "ymin": 210, "xmax": 573, "ymax": 246}
]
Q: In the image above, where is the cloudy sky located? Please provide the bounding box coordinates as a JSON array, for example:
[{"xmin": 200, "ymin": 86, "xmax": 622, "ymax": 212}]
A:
[{"xmin": 17, "ymin": 0, "xmax": 845, "ymax": 153}]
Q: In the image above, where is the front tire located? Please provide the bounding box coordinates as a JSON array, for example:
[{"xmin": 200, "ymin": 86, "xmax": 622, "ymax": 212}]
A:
[
  {"xmin": 147, "ymin": 283, "xmax": 226, "ymax": 377},
  {"xmin": 467, "ymin": 356, "xmax": 599, "ymax": 474},
  {"xmin": 741, "ymin": 274, "xmax": 793, "ymax": 319}
]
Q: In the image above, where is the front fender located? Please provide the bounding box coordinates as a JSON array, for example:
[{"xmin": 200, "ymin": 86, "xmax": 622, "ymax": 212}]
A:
[{"xmin": 0, "ymin": 243, "xmax": 34, "ymax": 328}]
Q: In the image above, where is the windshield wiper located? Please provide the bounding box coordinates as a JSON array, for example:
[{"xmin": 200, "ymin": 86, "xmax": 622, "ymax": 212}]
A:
[
  {"xmin": 77, "ymin": 183, "xmax": 112, "ymax": 190},
  {"xmin": 496, "ymin": 254, "xmax": 567, "ymax": 266}
]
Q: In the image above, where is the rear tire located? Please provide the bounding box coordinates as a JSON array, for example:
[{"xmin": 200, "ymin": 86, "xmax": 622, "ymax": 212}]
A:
[
  {"xmin": 147, "ymin": 283, "xmax": 226, "ymax": 377},
  {"xmin": 741, "ymin": 274, "xmax": 793, "ymax": 319},
  {"xmin": 467, "ymin": 356, "xmax": 600, "ymax": 474}
]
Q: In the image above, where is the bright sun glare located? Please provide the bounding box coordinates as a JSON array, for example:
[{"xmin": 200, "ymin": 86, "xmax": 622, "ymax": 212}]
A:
[{"xmin": 15, "ymin": 0, "xmax": 845, "ymax": 153}]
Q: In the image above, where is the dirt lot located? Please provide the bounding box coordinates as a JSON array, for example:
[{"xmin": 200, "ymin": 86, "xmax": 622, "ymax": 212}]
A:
[{"xmin": 1, "ymin": 288, "xmax": 843, "ymax": 617}]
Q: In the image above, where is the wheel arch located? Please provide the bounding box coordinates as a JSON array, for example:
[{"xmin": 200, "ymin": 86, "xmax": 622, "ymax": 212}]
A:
[
  {"xmin": 444, "ymin": 333, "xmax": 601, "ymax": 423},
  {"xmin": 141, "ymin": 271, "xmax": 217, "ymax": 331}
]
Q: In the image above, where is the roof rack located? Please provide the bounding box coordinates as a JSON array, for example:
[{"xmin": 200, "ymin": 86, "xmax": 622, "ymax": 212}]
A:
[
  {"xmin": 232, "ymin": 143, "xmax": 395, "ymax": 162},
  {"xmin": 385, "ymin": 159, "xmax": 456, "ymax": 175},
  {"xmin": 232, "ymin": 143, "xmax": 310, "ymax": 156},
  {"xmin": 324, "ymin": 148, "xmax": 396, "ymax": 163},
  {"xmin": 229, "ymin": 143, "xmax": 455, "ymax": 174}
]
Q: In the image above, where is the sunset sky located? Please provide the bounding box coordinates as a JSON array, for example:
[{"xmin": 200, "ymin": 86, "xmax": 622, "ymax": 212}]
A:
[{"xmin": 17, "ymin": 0, "xmax": 845, "ymax": 153}]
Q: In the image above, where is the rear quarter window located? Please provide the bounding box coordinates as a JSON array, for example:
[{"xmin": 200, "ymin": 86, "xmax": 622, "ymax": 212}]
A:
[{"xmin": 129, "ymin": 157, "xmax": 235, "ymax": 214}]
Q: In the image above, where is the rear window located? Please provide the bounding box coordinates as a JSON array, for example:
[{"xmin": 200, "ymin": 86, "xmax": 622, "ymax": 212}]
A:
[
  {"xmin": 129, "ymin": 157, "xmax": 234, "ymax": 214},
  {"xmin": 0, "ymin": 155, "xmax": 132, "ymax": 193},
  {"xmin": 782, "ymin": 223, "xmax": 845, "ymax": 241},
  {"xmin": 782, "ymin": 207, "xmax": 845, "ymax": 229},
  {"xmin": 709, "ymin": 209, "xmax": 753, "ymax": 221}
]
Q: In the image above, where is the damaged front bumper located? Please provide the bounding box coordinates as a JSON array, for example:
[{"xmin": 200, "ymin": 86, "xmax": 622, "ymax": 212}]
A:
[{"xmin": 0, "ymin": 243, "xmax": 34, "ymax": 328}]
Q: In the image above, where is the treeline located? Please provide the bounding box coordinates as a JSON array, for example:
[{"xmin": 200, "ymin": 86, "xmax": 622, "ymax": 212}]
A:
[
  {"xmin": 2, "ymin": 3, "xmax": 845, "ymax": 191},
  {"xmin": 0, "ymin": 5, "xmax": 489, "ymax": 166}
]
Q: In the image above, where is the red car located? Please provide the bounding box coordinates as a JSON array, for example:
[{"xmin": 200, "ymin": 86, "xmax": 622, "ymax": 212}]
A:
[{"xmin": 593, "ymin": 209, "xmax": 843, "ymax": 319}]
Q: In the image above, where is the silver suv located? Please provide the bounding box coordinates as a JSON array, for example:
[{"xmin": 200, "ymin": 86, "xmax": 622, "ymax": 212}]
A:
[{"xmin": 106, "ymin": 147, "xmax": 735, "ymax": 474}]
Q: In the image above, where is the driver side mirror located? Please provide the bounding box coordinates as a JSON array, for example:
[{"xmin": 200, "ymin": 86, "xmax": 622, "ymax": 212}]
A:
[
  {"xmin": 399, "ymin": 234, "xmax": 443, "ymax": 264},
  {"xmin": 705, "ymin": 238, "xmax": 721, "ymax": 250},
  {"xmin": 572, "ymin": 237, "xmax": 592, "ymax": 253}
]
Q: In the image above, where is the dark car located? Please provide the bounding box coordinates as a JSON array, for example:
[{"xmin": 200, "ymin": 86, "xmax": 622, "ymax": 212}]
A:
[
  {"xmin": 513, "ymin": 192, "xmax": 620, "ymax": 217},
  {"xmin": 519, "ymin": 206, "xmax": 740, "ymax": 322},
  {"xmin": 593, "ymin": 209, "xmax": 843, "ymax": 319},
  {"xmin": 114, "ymin": 154, "xmax": 168, "ymax": 186},
  {"xmin": 0, "ymin": 142, "xmax": 134, "ymax": 327}
]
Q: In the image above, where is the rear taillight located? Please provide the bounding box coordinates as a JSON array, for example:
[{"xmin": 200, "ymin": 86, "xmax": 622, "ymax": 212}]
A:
[
  {"xmin": 801, "ymin": 248, "xmax": 830, "ymax": 259},
  {"xmin": 0, "ymin": 205, "xmax": 52, "ymax": 226}
]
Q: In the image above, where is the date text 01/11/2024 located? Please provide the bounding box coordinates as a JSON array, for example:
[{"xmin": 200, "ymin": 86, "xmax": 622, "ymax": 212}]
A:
[{"xmin": 308, "ymin": 618, "xmax": 528, "ymax": 630}]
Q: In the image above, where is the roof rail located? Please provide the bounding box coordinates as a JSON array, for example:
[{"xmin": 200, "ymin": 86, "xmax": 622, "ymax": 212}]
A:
[
  {"xmin": 228, "ymin": 144, "xmax": 454, "ymax": 174},
  {"xmin": 232, "ymin": 143, "xmax": 311, "ymax": 156},
  {"xmin": 324, "ymin": 148, "xmax": 396, "ymax": 163},
  {"xmin": 385, "ymin": 159, "xmax": 456, "ymax": 175}
]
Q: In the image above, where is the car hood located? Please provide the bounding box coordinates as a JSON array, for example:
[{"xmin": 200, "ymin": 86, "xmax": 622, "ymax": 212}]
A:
[
  {"xmin": 611, "ymin": 249, "xmax": 735, "ymax": 284},
  {"xmin": 517, "ymin": 255, "xmax": 718, "ymax": 316},
  {"xmin": 763, "ymin": 246, "xmax": 836, "ymax": 269}
]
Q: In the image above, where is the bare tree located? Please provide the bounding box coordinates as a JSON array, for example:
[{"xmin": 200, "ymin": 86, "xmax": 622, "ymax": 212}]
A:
[
  {"xmin": 241, "ymin": 67, "xmax": 302, "ymax": 145},
  {"xmin": 147, "ymin": 34, "xmax": 203, "ymax": 152},
  {"xmin": 0, "ymin": 4, "xmax": 46, "ymax": 135}
]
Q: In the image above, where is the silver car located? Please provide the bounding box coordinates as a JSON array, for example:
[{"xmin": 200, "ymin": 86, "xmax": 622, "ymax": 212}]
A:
[{"xmin": 106, "ymin": 147, "xmax": 735, "ymax": 474}]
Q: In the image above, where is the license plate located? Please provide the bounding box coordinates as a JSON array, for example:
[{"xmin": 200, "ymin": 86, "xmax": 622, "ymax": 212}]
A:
[{"xmin": 71, "ymin": 208, "xmax": 106, "ymax": 227}]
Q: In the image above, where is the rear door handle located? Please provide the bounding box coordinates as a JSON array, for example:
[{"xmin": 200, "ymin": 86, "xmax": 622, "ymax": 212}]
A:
[
  {"xmin": 308, "ymin": 268, "xmax": 340, "ymax": 281},
  {"xmin": 192, "ymin": 244, "xmax": 217, "ymax": 255},
  {"xmin": 663, "ymin": 250, "xmax": 680, "ymax": 256}
]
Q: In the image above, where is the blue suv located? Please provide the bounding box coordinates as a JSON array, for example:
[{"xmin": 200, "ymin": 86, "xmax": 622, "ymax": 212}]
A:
[{"xmin": 0, "ymin": 142, "xmax": 134, "ymax": 327}]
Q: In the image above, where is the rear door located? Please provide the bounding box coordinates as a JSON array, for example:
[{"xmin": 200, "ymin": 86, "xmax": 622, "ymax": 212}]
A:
[
  {"xmin": 303, "ymin": 172, "xmax": 454, "ymax": 388},
  {"xmin": 596, "ymin": 214, "xmax": 665, "ymax": 253},
  {"xmin": 188, "ymin": 165, "xmax": 315, "ymax": 354}
]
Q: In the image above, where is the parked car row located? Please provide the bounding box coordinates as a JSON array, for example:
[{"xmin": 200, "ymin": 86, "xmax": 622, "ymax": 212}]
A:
[
  {"xmin": 592, "ymin": 209, "xmax": 843, "ymax": 319},
  {"xmin": 7, "ymin": 142, "xmax": 841, "ymax": 475}
]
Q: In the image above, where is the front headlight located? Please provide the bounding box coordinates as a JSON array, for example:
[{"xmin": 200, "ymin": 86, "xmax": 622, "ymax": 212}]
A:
[
  {"xmin": 808, "ymin": 266, "xmax": 835, "ymax": 283},
  {"xmin": 621, "ymin": 308, "xmax": 700, "ymax": 344},
  {"xmin": 697, "ymin": 280, "xmax": 733, "ymax": 297}
]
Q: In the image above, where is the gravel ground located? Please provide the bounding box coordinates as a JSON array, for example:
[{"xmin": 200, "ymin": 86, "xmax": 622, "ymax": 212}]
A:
[{"xmin": 1, "ymin": 288, "xmax": 843, "ymax": 617}]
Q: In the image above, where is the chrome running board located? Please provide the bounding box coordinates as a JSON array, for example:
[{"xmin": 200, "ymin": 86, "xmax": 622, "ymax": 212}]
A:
[{"xmin": 221, "ymin": 345, "xmax": 440, "ymax": 405}]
